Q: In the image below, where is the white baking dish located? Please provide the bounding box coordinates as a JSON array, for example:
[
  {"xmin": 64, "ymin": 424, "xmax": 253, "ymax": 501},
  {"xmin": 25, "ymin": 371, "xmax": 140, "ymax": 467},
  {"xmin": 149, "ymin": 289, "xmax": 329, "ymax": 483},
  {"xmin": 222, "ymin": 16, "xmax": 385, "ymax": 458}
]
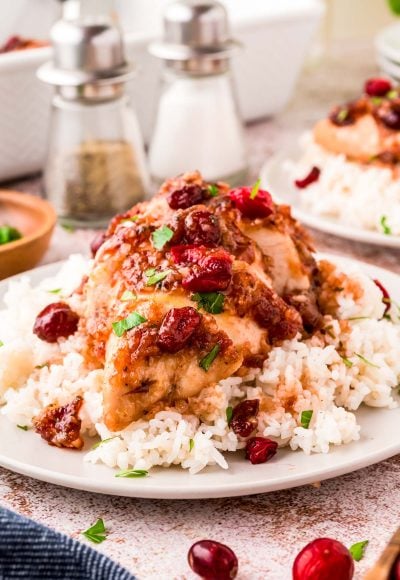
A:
[{"xmin": 0, "ymin": 0, "xmax": 323, "ymax": 181}]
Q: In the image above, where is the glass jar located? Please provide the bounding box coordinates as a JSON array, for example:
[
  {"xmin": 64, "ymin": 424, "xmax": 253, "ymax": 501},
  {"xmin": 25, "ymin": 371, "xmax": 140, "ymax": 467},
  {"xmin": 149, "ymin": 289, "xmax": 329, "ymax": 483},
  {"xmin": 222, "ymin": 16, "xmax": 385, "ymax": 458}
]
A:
[
  {"xmin": 148, "ymin": 68, "xmax": 248, "ymax": 187},
  {"xmin": 44, "ymin": 93, "xmax": 149, "ymax": 228}
]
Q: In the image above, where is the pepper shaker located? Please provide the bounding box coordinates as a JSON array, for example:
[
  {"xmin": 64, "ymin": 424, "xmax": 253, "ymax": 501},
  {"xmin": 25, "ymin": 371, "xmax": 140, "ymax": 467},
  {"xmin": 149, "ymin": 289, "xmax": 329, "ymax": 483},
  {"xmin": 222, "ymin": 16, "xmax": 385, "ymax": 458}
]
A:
[
  {"xmin": 38, "ymin": 4, "xmax": 149, "ymax": 228},
  {"xmin": 148, "ymin": 0, "xmax": 248, "ymax": 187}
]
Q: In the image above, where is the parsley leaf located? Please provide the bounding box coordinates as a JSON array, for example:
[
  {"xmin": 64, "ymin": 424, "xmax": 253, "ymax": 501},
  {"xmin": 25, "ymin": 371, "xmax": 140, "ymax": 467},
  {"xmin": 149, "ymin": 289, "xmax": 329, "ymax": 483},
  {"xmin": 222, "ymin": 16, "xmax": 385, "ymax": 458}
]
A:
[
  {"xmin": 250, "ymin": 178, "xmax": 261, "ymax": 200},
  {"xmin": 207, "ymin": 184, "xmax": 219, "ymax": 197},
  {"xmin": 371, "ymin": 96, "xmax": 383, "ymax": 106},
  {"xmin": 17, "ymin": 425, "xmax": 28, "ymax": 431},
  {"xmin": 0, "ymin": 225, "xmax": 22, "ymax": 245},
  {"xmin": 199, "ymin": 344, "xmax": 221, "ymax": 371},
  {"xmin": 48, "ymin": 288, "xmax": 62, "ymax": 294},
  {"xmin": 112, "ymin": 312, "xmax": 146, "ymax": 337},
  {"xmin": 337, "ymin": 108, "xmax": 349, "ymax": 123},
  {"xmin": 387, "ymin": 89, "xmax": 399, "ymax": 99},
  {"xmin": 121, "ymin": 290, "xmax": 137, "ymax": 302},
  {"xmin": 192, "ymin": 292, "xmax": 225, "ymax": 314},
  {"xmin": 115, "ymin": 469, "xmax": 149, "ymax": 478},
  {"xmin": 152, "ymin": 226, "xmax": 173, "ymax": 250},
  {"xmin": 341, "ymin": 355, "xmax": 353, "ymax": 368},
  {"xmin": 300, "ymin": 410, "xmax": 313, "ymax": 429},
  {"xmin": 145, "ymin": 268, "xmax": 172, "ymax": 286},
  {"xmin": 380, "ymin": 215, "xmax": 392, "ymax": 235},
  {"xmin": 355, "ymin": 353, "xmax": 380, "ymax": 368},
  {"xmin": 61, "ymin": 223, "xmax": 75, "ymax": 233},
  {"xmin": 0, "ymin": 341, "xmax": 3, "ymax": 347},
  {"xmin": 226, "ymin": 406, "xmax": 233, "ymax": 423},
  {"xmin": 81, "ymin": 518, "xmax": 107, "ymax": 544},
  {"xmin": 349, "ymin": 540, "xmax": 369, "ymax": 562},
  {"xmin": 92, "ymin": 436, "xmax": 118, "ymax": 450},
  {"xmin": 189, "ymin": 438, "xmax": 194, "ymax": 451}
]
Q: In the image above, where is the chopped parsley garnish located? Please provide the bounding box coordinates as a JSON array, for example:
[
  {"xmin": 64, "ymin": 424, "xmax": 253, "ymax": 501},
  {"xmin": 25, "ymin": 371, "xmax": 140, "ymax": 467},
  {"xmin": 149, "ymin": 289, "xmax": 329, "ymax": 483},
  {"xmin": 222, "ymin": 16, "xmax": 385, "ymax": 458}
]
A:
[
  {"xmin": 226, "ymin": 406, "xmax": 233, "ymax": 423},
  {"xmin": 199, "ymin": 344, "xmax": 221, "ymax": 371},
  {"xmin": 323, "ymin": 324, "xmax": 336, "ymax": 339},
  {"xmin": 92, "ymin": 436, "xmax": 118, "ymax": 450},
  {"xmin": 114, "ymin": 469, "xmax": 149, "ymax": 478},
  {"xmin": 0, "ymin": 225, "xmax": 22, "ymax": 245},
  {"xmin": 81, "ymin": 518, "xmax": 107, "ymax": 544},
  {"xmin": 61, "ymin": 223, "xmax": 75, "ymax": 233},
  {"xmin": 300, "ymin": 410, "xmax": 313, "ymax": 429},
  {"xmin": 380, "ymin": 215, "xmax": 392, "ymax": 235},
  {"xmin": 387, "ymin": 88, "xmax": 399, "ymax": 99},
  {"xmin": 145, "ymin": 268, "xmax": 172, "ymax": 286},
  {"xmin": 337, "ymin": 108, "xmax": 349, "ymax": 123},
  {"xmin": 121, "ymin": 290, "xmax": 137, "ymax": 302},
  {"xmin": 348, "ymin": 316, "xmax": 370, "ymax": 321},
  {"xmin": 341, "ymin": 355, "xmax": 353, "ymax": 368},
  {"xmin": 349, "ymin": 540, "xmax": 369, "ymax": 562},
  {"xmin": 189, "ymin": 438, "xmax": 194, "ymax": 451},
  {"xmin": 17, "ymin": 425, "xmax": 28, "ymax": 431},
  {"xmin": 48, "ymin": 288, "xmax": 62, "ymax": 294},
  {"xmin": 355, "ymin": 353, "xmax": 380, "ymax": 368},
  {"xmin": 250, "ymin": 178, "xmax": 261, "ymax": 200},
  {"xmin": 35, "ymin": 363, "xmax": 49, "ymax": 369},
  {"xmin": 0, "ymin": 341, "xmax": 3, "ymax": 347},
  {"xmin": 207, "ymin": 184, "xmax": 219, "ymax": 197},
  {"xmin": 152, "ymin": 225, "xmax": 173, "ymax": 250},
  {"xmin": 112, "ymin": 312, "xmax": 146, "ymax": 337},
  {"xmin": 192, "ymin": 292, "xmax": 225, "ymax": 314},
  {"xmin": 371, "ymin": 96, "xmax": 383, "ymax": 106}
]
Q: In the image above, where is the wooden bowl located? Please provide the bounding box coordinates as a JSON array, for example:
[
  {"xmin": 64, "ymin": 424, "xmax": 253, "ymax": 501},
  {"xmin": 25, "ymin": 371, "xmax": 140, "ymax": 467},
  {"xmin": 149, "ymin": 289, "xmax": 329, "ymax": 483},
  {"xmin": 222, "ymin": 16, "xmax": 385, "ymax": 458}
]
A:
[{"xmin": 0, "ymin": 190, "xmax": 56, "ymax": 280}]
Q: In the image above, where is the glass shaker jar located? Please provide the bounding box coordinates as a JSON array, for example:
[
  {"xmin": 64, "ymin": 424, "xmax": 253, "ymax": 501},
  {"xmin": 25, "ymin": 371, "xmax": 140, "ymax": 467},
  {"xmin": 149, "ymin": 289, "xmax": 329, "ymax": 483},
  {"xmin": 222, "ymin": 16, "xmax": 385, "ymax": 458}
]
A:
[
  {"xmin": 148, "ymin": 0, "xmax": 248, "ymax": 188},
  {"xmin": 38, "ymin": 10, "xmax": 149, "ymax": 228}
]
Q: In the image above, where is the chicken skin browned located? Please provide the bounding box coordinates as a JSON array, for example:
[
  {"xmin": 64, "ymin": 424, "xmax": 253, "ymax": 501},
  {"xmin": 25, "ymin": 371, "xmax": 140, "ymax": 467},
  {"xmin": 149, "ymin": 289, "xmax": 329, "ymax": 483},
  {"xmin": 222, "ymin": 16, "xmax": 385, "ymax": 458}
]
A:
[{"xmin": 80, "ymin": 171, "xmax": 322, "ymax": 431}]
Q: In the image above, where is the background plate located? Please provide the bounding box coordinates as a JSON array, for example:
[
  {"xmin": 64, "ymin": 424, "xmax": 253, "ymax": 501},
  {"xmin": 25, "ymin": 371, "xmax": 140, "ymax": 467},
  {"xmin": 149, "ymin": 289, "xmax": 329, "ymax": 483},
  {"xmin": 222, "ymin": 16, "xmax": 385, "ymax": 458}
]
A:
[
  {"xmin": 0, "ymin": 257, "xmax": 399, "ymax": 499},
  {"xmin": 260, "ymin": 148, "xmax": 400, "ymax": 249}
]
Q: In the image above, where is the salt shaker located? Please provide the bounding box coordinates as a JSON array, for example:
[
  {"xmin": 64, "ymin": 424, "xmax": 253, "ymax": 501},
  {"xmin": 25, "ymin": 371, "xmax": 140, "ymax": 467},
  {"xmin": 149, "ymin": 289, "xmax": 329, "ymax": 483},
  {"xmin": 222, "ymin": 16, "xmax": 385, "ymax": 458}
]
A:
[
  {"xmin": 38, "ymin": 6, "xmax": 149, "ymax": 228},
  {"xmin": 148, "ymin": 0, "xmax": 248, "ymax": 187}
]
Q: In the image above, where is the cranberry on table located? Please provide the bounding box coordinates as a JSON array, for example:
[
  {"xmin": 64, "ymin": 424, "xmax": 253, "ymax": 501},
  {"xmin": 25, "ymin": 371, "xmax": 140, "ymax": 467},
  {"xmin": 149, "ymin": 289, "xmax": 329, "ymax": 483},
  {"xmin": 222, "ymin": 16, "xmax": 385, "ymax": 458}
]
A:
[
  {"xmin": 294, "ymin": 166, "xmax": 320, "ymax": 189},
  {"xmin": 229, "ymin": 186, "xmax": 273, "ymax": 219},
  {"xmin": 245, "ymin": 437, "xmax": 278, "ymax": 464},
  {"xmin": 373, "ymin": 278, "xmax": 391, "ymax": 314},
  {"xmin": 365, "ymin": 77, "xmax": 392, "ymax": 97},
  {"xmin": 167, "ymin": 184, "xmax": 204, "ymax": 210},
  {"xmin": 33, "ymin": 302, "xmax": 79, "ymax": 343},
  {"xmin": 293, "ymin": 538, "xmax": 354, "ymax": 580},
  {"xmin": 183, "ymin": 210, "xmax": 221, "ymax": 247},
  {"xmin": 230, "ymin": 399, "xmax": 259, "ymax": 437},
  {"xmin": 182, "ymin": 250, "xmax": 233, "ymax": 292},
  {"xmin": 157, "ymin": 306, "xmax": 201, "ymax": 353},
  {"xmin": 90, "ymin": 231, "xmax": 107, "ymax": 257},
  {"xmin": 188, "ymin": 540, "xmax": 238, "ymax": 580}
]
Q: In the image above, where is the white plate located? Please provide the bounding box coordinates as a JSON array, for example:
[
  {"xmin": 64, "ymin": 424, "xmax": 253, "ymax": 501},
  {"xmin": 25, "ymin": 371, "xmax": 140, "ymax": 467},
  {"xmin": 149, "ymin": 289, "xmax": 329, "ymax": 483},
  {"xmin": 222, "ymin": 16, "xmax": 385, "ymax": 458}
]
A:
[
  {"xmin": 260, "ymin": 147, "xmax": 400, "ymax": 249},
  {"xmin": 0, "ymin": 258, "xmax": 399, "ymax": 499}
]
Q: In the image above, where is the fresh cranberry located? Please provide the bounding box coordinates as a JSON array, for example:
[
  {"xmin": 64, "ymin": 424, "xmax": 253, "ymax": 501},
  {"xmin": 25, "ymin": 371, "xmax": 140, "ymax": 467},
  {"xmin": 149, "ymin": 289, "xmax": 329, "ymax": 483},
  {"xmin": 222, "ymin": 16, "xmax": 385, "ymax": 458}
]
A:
[
  {"xmin": 365, "ymin": 77, "xmax": 392, "ymax": 97},
  {"xmin": 90, "ymin": 232, "xmax": 107, "ymax": 257},
  {"xmin": 33, "ymin": 302, "xmax": 79, "ymax": 343},
  {"xmin": 295, "ymin": 167, "xmax": 320, "ymax": 189},
  {"xmin": 245, "ymin": 437, "xmax": 278, "ymax": 464},
  {"xmin": 293, "ymin": 538, "xmax": 354, "ymax": 580},
  {"xmin": 188, "ymin": 540, "xmax": 238, "ymax": 580},
  {"xmin": 167, "ymin": 184, "xmax": 204, "ymax": 210},
  {"xmin": 380, "ymin": 106, "xmax": 400, "ymax": 130},
  {"xmin": 229, "ymin": 187, "xmax": 273, "ymax": 219},
  {"xmin": 182, "ymin": 250, "xmax": 233, "ymax": 292},
  {"xmin": 230, "ymin": 399, "xmax": 259, "ymax": 437},
  {"xmin": 373, "ymin": 278, "xmax": 391, "ymax": 315},
  {"xmin": 170, "ymin": 244, "xmax": 207, "ymax": 265},
  {"xmin": 329, "ymin": 106, "xmax": 355, "ymax": 127},
  {"xmin": 183, "ymin": 210, "xmax": 221, "ymax": 247},
  {"xmin": 157, "ymin": 306, "xmax": 201, "ymax": 353}
]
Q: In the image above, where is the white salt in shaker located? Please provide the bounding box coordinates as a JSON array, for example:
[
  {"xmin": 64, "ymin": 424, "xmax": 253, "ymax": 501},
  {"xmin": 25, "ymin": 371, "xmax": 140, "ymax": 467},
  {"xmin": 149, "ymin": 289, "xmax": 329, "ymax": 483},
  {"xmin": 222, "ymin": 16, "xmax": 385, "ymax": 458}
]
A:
[{"xmin": 148, "ymin": 0, "xmax": 248, "ymax": 186}]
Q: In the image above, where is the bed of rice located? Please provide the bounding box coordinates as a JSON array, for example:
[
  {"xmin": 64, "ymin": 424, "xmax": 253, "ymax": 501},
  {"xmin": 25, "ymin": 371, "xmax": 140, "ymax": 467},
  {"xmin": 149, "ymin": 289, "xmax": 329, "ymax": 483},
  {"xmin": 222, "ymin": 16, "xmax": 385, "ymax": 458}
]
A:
[
  {"xmin": 0, "ymin": 255, "xmax": 399, "ymax": 474},
  {"xmin": 287, "ymin": 132, "xmax": 400, "ymax": 236}
]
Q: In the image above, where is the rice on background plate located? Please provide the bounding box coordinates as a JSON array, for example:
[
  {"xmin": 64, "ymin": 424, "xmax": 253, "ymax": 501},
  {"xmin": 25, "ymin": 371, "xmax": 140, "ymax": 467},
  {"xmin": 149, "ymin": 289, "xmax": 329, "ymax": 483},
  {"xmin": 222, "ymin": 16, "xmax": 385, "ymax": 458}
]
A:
[
  {"xmin": 0, "ymin": 255, "xmax": 399, "ymax": 475},
  {"xmin": 287, "ymin": 132, "xmax": 400, "ymax": 237}
]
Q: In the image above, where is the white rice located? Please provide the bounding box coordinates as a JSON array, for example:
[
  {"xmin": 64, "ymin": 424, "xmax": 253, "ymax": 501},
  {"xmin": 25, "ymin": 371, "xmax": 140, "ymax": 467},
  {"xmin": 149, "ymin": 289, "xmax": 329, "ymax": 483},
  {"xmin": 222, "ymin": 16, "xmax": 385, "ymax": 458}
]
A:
[
  {"xmin": 287, "ymin": 132, "xmax": 400, "ymax": 236},
  {"xmin": 0, "ymin": 255, "xmax": 399, "ymax": 474}
]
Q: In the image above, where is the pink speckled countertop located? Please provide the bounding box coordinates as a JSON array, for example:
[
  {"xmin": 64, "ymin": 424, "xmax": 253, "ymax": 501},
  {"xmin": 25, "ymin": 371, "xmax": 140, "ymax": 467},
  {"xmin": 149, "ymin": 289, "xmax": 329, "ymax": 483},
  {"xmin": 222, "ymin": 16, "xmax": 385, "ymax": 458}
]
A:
[{"xmin": 1, "ymin": 42, "xmax": 400, "ymax": 579}]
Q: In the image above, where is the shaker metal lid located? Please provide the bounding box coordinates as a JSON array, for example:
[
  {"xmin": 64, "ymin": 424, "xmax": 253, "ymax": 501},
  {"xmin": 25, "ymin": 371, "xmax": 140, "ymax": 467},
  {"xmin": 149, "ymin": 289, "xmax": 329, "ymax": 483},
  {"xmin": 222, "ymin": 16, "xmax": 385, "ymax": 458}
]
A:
[
  {"xmin": 38, "ymin": 18, "xmax": 135, "ymax": 87},
  {"xmin": 149, "ymin": 0, "xmax": 240, "ymax": 61}
]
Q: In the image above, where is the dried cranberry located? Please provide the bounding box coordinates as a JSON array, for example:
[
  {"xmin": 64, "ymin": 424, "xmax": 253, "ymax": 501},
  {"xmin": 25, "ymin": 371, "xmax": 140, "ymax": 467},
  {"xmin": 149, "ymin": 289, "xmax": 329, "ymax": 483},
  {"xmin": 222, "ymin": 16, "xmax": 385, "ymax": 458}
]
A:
[
  {"xmin": 90, "ymin": 231, "xmax": 107, "ymax": 257},
  {"xmin": 182, "ymin": 250, "xmax": 233, "ymax": 292},
  {"xmin": 183, "ymin": 210, "xmax": 221, "ymax": 247},
  {"xmin": 167, "ymin": 184, "xmax": 204, "ymax": 210},
  {"xmin": 295, "ymin": 167, "xmax": 320, "ymax": 189},
  {"xmin": 230, "ymin": 399, "xmax": 260, "ymax": 437},
  {"xmin": 373, "ymin": 278, "xmax": 391, "ymax": 315},
  {"xmin": 33, "ymin": 302, "xmax": 79, "ymax": 343},
  {"xmin": 157, "ymin": 306, "xmax": 201, "ymax": 353},
  {"xmin": 188, "ymin": 540, "xmax": 238, "ymax": 580},
  {"xmin": 365, "ymin": 77, "xmax": 392, "ymax": 97},
  {"xmin": 293, "ymin": 538, "xmax": 354, "ymax": 580},
  {"xmin": 170, "ymin": 244, "xmax": 207, "ymax": 265},
  {"xmin": 229, "ymin": 187, "xmax": 273, "ymax": 219},
  {"xmin": 329, "ymin": 106, "xmax": 354, "ymax": 127},
  {"xmin": 381, "ymin": 107, "xmax": 400, "ymax": 130},
  {"xmin": 245, "ymin": 437, "xmax": 278, "ymax": 464}
]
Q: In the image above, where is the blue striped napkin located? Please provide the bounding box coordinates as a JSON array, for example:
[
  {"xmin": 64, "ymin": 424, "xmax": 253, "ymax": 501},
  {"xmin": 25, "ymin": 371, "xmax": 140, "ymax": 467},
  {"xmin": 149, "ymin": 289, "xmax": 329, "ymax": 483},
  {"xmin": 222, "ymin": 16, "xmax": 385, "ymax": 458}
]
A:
[{"xmin": 0, "ymin": 507, "xmax": 135, "ymax": 579}]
